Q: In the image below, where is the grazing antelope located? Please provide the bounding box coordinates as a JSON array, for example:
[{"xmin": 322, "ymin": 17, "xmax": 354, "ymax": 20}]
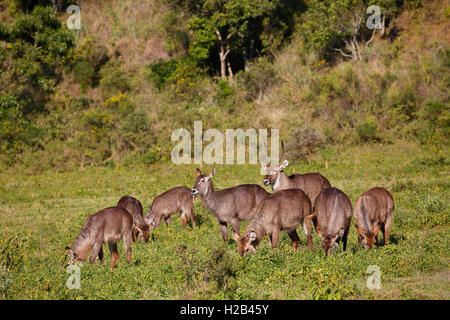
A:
[
  {"xmin": 65, "ymin": 207, "xmax": 133, "ymax": 268},
  {"xmin": 307, "ymin": 187, "xmax": 352, "ymax": 255},
  {"xmin": 233, "ymin": 188, "xmax": 313, "ymax": 256},
  {"xmin": 354, "ymin": 187, "xmax": 394, "ymax": 250},
  {"xmin": 261, "ymin": 141, "xmax": 331, "ymax": 207},
  {"xmin": 191, "ymin": 167, "xmax": 269, "ymax": 242},
  {"xmin": 117, "ymin": 196, "xmax": 149, "ymax": 242},
  {"xmin": 144, "ymin": 186, "xmax": 195, "ymax": 230}
]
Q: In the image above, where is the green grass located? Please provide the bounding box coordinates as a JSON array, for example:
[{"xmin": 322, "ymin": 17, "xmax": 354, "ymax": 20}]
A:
[{"xmin": 0, "ymin": 141, "xmax": 448, "ymax": 299}]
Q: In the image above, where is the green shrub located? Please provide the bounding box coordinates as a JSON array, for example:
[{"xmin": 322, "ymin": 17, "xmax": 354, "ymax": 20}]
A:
[
  {"xmin": 216, "ymin": 80, "xmax": 234, "ymax": 100},
  {"xmin": 0, "ymin": 95, "xmax": 27, "ymax": 149},
  {"xmin": 356, "ymin": 121, "xmax": 378, "ymax": 143},
  {"xmin": 238, "ymin": 57, "xmax": 277, "ymax": 101},
  {"xmin": 137, "ymin": 148, "xmax": 160, "ymax": 165},
  {"xmin": 99, "ymin": 61, "xmax": 132, "ymax": 94},
  {"xmin": 286, "ymin": 125, "xmax": 325, "ymax": 164},
  {"xmin": 147, "ymin": 59, "xmax": 179, "ymax": 90},
  {"xmin": 416, "ymin": 98, "xmax": 450, "ymax": 145}
]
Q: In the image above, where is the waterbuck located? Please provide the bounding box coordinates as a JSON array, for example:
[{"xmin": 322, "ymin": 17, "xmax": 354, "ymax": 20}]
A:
[
  {"xmin": 117, "ymin": 196, "xmax": 149, "ymax": 242},
  {"xmin": 261, "ymin": 141, "xmax": 331, "ymax": 206},
  {"xmin": 144, "ymin": 186, "xmax": 195, "ymax": 230},
  {"xmin": 233, "ymin": 188, "xmax": 313, "ymax": 256},
  {"xmin": 191, "ymin": 167, "xmax": 269, "ymax": 242},
  {"xmin": 65, "ymin": 207, "xmax": 133, "ymax": 268},
  {"xmin": 307, "ymin": 187, "xmax": 352, "ymax": 255},
  {"xmin": 354, "ymin": 187, "xmax": 394, "ymax": 250}
]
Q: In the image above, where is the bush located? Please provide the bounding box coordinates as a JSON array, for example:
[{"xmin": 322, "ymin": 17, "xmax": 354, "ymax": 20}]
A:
[
  {"xmin": 238, "ymin": 57, "xmax": 277, "ymax": 101},
  {"xmin": 216, "ymin": 80, "xmax": 234, "ymax": 101},
  {"xmin": 147, "ymin": 59, "xmax": 179, "ymax": 90},
  {"xmin": 356, "ymin": 121, "xmax": 378, "ymax": 143},
  {"xmin": 0, "ymin": 95, "xmax": 27, "ymax": 149},
  {"xmin": 136, "ymin": 148, "xmax": 160, "ymax": 165},
  {"xmin": 99, "ymin": 61, "xmax": 132, "ymax": 95},
  {"xmin": 416, "ymin": 98, "xmax": 450, "ymax": 145},
  {"xmin": 286, "ymin": 125, "xmax": 325, "ymax": 164}
]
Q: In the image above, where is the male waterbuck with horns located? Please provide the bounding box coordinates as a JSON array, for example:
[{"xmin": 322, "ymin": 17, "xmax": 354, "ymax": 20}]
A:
[
  {"xmin": 65, "ymin": 207, "xmax": 133, "ymax": 268},
  {"xmin": 192, "ymin": 168, "xmax": 269, "ymax": 242},
  {"xmin": 261, "ymin": 141, "xmax": 331, "ymax": 207},
  {"xmin": 354, "ymin": 187, "xmax": 394, "ymax": 250},
  {"xmin": 233, "ymin": 188, "xmax": 313, "ymax": 256},
  {"xmin": 307, "ymin": 187, "xmax": 352, "ymax": 255},
  {"xmin": 117, "ymin": 196, "xmax": 149, "ymax": 242},
  {"xmin": 144, "ymin": 186, "xmax": 195, "ymax": 230}
]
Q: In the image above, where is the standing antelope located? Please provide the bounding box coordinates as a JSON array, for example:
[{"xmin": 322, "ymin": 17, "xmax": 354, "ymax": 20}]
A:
[
  {"xmin": 233, "ymin": 188, "xmax": 313, "ymax": 256},
  {"xmin": 65, "ymin": 207, "xmax": 133, "ymax": 268},
  {"xmin": 307, "ymin": 187, "xmax": 352, "ymax": 255},
  {"xmin": 261, "ymin": 141, "xmax": 331, "ymax": 207},
  {"xmin": 117, "ymin": 196, "xmax": 149, "ymax": 242},
  {"xmin": 354, "ymin": 187, "xmax": 394, "ymax": 250},
  {"xmin": 144, "ymin": 186, "xmax": 195, "ymax": 230},
  {"xmin": 191, "ymin": 167, "xmax": 269, "ymax": 242}
]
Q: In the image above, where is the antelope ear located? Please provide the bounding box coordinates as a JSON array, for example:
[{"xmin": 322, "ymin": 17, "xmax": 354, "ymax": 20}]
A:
[
  {"xmin": 232, "ymin": 232, "xmax": 240, "ymax": 241},
  {"xmin": 279, "ymin": 159, "xmax": 289, "ymax": 170},
  {"xmin": 208, "ymin": 167, "xmax": 216, "ymax": 177},
  {"xmin": 249, "ymin": 231, "xmax": 257, "ymax": 242},
  {"xmin": 196, "ymin": 168, "xmax": 202, "ymax": 176}
]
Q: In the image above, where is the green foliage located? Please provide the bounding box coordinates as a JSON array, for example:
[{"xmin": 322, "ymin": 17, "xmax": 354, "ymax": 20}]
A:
[
  {"xmin": 216, "ymin": 79, "xmax": 234, "ymax": 100},
  {"xmin": 184, "ymin": 0, "xmax": 283, "ymax": 74},
  {"xmin": 99, "ymin": 61, "xmax": 132, "ymax": 95},
  {"xmin": 71, "ymin": 38, "xmax": 109, "ymax": 90},
  {"xmin": 0, "ymin": 95, "xmax": 27, "ymax": 150},
  {"xmin": 148, "ymin": 58, "xmax": 202, "ymax": 95},
  {"xmin": 0, "ymin": 6, "xmax": 75, "ymax": 94},
  {"xmin": 238, "ymin": 57, "xmax": 277, "ymax": 100},
  {"xmin": 416, "ymin": 98, "xmax": 450, "ymax": 145},
  {"xmin": 147, "ymin": 59, "xmax": 179, "ymax": 90},
  {"xmin": 356, "ymin": 121, "xmax": 378, "ymax": 142},
  {"xmin": 298, "ymin": 0, "xmax": 399, "ymax": 60}
]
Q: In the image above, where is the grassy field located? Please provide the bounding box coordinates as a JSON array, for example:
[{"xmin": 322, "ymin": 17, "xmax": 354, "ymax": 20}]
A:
[{"xmin": 0, "ymin": 141, "xmax": 448, "ymax": 300}]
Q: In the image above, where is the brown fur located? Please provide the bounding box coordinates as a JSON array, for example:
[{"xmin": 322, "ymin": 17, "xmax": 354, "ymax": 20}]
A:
[
  {"xmin": 117, "ymin": 196, "xmax": 149, "ymax": 242},
  {"xmin": 354, "ymin": 187, "xmax": 394, "ymax": 250},
  {"xmin": 66, "ymin": 207, "xmax": 133, "ymax": 268},
  {"xmin": 261, "ymin": 142, "xmax": 331, "ymax": 206},
  {"xmin": 192, "ymin": 168, "xmax": 269, "ymax": 242},
  {"xmin": 312, "ymin": 187, "xmax": 352, "ymax": 256},
  {"xmin": 144, "ymin": 186, "xmax": 195, "ymax": 230},
  {"xmin": 233, "ymin": 188, "xmax": 312, "ymax": 256}
]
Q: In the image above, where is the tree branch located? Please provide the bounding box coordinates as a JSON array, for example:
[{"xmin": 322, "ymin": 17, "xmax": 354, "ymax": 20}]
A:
[{"xmin": 333, "ymin": 48, "xmax": 354, "ymax": 59}]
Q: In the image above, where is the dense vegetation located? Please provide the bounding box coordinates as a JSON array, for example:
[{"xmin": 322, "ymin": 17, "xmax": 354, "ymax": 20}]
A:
[
  {"xmin": 0, "ymin": 0, "xmax": 448, "ymax": 300},
  {"xmin": 0, "ymin": 0, "xmax": 448, "ymax": 171}
]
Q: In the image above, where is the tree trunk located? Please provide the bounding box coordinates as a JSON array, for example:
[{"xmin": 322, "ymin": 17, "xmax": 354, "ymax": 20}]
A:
[
  {"xmin": 216, "ymin": 30, "xmax": 231, "ymax": 80},
  {"xmin": 219, "ymin": 48, "xmax": 227, "ymax": 79},
  {"xmin": 227, "ymin": 60, "xmax": 233, "ymax": 82}
]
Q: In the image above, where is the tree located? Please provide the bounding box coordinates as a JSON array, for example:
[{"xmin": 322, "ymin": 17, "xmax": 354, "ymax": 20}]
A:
[
  {"xmin": 0, "ymin": 6, "xmax": 75, "ymax": 150},
  {"xmin": 298, "ymin": 0, "xmax": 399, "ymax": 61},
  {"xmin": 182, "ymin": 0, "xmax": 280, "ymax": 80},
  {"xmin": 0, "ymin": 6, "xmax": 75, "ymax": 98}
]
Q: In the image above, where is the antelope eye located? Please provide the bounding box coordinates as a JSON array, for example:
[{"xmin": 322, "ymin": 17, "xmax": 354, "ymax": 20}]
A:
[{"xmin": 200, "ymin": 179, "xmax": 204, "ymax": 183}]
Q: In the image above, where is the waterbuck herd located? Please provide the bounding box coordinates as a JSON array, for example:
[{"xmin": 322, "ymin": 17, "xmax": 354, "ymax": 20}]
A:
[{"xmin": 66, "ymin": 142, "xmax": 394, "ymax": 268}]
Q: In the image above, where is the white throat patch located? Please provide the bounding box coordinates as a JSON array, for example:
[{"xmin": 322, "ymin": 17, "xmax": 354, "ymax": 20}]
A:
[{"xmin": 272, "ymin": 173, "xmax": 281, "ymax": 191}]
